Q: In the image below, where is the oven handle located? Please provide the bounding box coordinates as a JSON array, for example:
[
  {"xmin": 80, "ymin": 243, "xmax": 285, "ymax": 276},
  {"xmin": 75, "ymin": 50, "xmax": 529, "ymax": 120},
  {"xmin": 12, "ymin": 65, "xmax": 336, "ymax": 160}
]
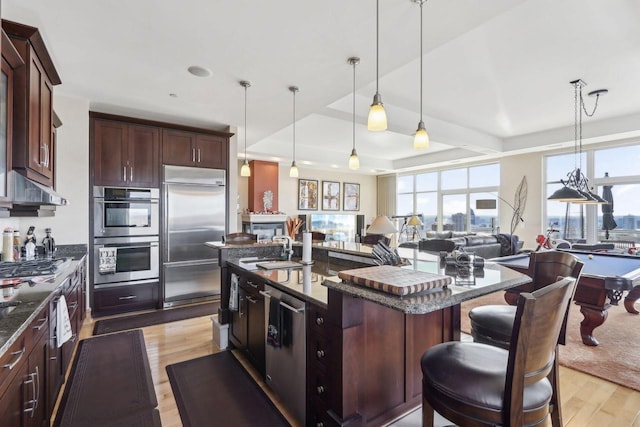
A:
[
  {"xmin": 96, "ymin": 242, "xmax": 159, "ymax": 250},
  {"xmin": 94, "ymin": 200, "xmax": 159, "ymax": 204}
]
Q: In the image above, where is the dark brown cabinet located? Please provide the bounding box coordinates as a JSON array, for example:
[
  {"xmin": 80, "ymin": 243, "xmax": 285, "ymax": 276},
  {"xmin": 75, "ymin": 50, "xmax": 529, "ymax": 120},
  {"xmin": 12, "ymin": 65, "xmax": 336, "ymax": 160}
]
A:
[
  {"xmin": 3, "ymin": 20, "xmax": 61, "ymax": 188},
  {"xmin": 92, "ymin": 281, "xmax": 159, "ymax": 316},
  {"xmin": 162, "ymin": 129, "xmax": 227, "ymax": 169},
  {"xmin": 92, "ymin": 118, "xmax": 160, "ymax": 188}
]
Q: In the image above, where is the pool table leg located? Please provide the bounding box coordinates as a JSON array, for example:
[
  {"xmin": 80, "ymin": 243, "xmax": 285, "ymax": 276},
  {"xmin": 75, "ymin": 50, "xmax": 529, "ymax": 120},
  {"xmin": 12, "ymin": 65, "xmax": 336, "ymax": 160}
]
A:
[
  {"xmin": 578, "ymin": 306, "xmax": 608, "ymax": 346},
  {"xmin": 624, "ymin": 285, "xmax": 640, "ymax": 314}
]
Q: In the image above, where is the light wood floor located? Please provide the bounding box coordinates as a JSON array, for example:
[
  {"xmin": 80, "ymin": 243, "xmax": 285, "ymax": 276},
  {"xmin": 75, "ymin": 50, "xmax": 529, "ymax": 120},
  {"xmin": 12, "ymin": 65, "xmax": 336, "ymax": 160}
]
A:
[{"xmin": 72, "ymin": 311, "xmax": 640, "ymax": 427}]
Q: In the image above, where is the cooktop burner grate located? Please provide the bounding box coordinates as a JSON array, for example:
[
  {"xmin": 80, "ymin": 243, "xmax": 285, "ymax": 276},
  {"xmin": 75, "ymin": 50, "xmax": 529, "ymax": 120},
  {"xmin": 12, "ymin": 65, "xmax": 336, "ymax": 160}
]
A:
[{"xmin": 0, "ymin": 258, "xmax": 68, "ymax": 279}]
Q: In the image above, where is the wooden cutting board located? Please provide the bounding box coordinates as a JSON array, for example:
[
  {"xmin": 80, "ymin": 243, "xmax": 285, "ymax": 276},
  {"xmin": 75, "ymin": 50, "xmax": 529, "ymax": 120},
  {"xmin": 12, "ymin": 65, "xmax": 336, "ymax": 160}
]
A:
[{"xmin": 338, "ymin": 265, "xmax": 452, "ymax": 297}]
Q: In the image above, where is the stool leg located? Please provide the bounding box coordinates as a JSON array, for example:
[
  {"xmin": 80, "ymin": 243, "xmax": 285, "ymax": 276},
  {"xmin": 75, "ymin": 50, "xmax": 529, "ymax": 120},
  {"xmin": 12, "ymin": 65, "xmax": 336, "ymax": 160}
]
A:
[
  {"xmin": 422, "ymin": 395, "xmax": 435, "ymax": 427},
  {"xmin": 549, "ymin": 349, "xmax": 563, "ymax": 427}
]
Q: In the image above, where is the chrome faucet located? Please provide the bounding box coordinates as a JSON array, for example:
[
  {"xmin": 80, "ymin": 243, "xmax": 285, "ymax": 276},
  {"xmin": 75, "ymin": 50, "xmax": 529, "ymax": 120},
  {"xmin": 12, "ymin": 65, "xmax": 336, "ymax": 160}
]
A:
[{"xmin": 272, "ymin": 235, "xmax": 293, "ymax": 261}]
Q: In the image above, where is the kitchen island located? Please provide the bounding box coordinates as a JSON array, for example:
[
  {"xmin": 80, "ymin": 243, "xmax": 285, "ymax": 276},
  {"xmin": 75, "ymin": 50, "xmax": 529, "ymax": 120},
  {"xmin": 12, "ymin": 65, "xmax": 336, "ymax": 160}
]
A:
[{"xmin": 213, "ymin": 241, "xmax": 531, "ymax": 426}]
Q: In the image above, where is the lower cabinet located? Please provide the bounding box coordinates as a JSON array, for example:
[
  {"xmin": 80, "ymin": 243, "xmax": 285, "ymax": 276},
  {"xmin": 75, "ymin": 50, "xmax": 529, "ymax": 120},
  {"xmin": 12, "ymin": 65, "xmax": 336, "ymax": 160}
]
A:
[
  {"xmin": 0, "ymin": 259, "xmax": 87, "ymax": 427},
  {"xmin": 227, "ymin": 268, "xmax": 266, "ymax": 377},
  {"xmin": 92, "ymin": 281, "xmax": 159, "ymax": 316}
]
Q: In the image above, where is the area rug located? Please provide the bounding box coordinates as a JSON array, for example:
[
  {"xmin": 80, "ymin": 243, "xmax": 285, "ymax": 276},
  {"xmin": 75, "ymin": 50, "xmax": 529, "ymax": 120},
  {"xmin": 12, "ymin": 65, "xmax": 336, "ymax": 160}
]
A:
[
  {"xmin": 461, "ymin": 292, "xmax": 640, "ymax": 391},
  {"xmin": 166, "ymin": 351, "xmax": 290, "ymax": 427},
  {"xmin": 54, "ymin": 329, "xmax": 159, "ymax": 427},
  {"xmin": 93, "ymin": 301, "xmax": 219, "ymax": 335}
]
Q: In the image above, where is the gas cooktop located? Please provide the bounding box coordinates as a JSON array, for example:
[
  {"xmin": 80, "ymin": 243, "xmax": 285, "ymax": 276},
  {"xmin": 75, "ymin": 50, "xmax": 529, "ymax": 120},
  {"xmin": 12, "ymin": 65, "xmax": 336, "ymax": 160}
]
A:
[{"xmin": 0, "ymin": 258, "xmax": 70, "ymax": 280}]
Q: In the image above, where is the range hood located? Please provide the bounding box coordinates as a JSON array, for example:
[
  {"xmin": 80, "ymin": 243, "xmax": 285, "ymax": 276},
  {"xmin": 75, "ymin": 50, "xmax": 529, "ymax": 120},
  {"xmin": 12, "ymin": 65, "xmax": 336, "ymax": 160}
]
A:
[{"xmin": 9, "ymin": 171, "xmax": 68, "ymax": 206}]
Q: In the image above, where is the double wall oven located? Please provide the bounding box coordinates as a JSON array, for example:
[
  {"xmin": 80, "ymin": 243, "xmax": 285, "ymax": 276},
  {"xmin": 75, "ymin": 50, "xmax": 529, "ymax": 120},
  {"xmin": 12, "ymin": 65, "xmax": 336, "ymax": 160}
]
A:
[{"xmin": 92, "ymin": 187, "xmax": 160, "ymax": 312}]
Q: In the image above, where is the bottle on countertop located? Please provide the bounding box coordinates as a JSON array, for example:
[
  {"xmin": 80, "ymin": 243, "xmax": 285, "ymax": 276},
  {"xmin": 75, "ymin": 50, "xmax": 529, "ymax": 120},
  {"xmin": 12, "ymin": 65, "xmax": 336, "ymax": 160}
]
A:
[
  {"xmin": 2, "ymin": 228, "xmax": 13, "ymax": 262},
  {"xmin": 13, "ymin": 231, "xmax": 21, "ymax": 261},
  {"xmin": 24, "ymin": 226, "xmax": 36, "ymax": 259},
  {"xmin": 42, "ymin": 228, "xmax": 56, "ymax": 259}
]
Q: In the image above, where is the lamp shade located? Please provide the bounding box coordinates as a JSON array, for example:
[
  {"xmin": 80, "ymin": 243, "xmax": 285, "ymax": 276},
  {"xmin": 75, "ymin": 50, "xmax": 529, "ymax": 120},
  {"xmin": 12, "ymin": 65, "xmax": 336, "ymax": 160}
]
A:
[
  {"xmin": 413, "ymin": 124, "xmax": 429, "ymax": 149},
  {"xmin": 348, "ymin": 148, "xmax": 360, "ymax": 170},
  {"xmin": 548, "ymin": 185, "xmax": 586, "ymax": 202},
  {"xmin": 240, "ymin": 159, "xmax": 251, "ymax": 177},
  {"xmin": 407, "ymin": 215, "xmax": 423, "ymax": 226},
  {"xmin": 367, "ymin": 215, "xmax": 397, "ymax": 234},
  {"xmin": 368, "ymin": 93, "xmax": 387, "ymax": 131}
]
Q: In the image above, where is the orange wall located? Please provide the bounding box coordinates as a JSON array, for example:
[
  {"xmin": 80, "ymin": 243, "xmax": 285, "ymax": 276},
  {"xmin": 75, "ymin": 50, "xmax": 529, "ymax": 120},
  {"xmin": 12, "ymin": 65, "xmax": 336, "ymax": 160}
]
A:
[{"xmin": 248, "ymin": 160, "xmax": 279, "ymax": 212}]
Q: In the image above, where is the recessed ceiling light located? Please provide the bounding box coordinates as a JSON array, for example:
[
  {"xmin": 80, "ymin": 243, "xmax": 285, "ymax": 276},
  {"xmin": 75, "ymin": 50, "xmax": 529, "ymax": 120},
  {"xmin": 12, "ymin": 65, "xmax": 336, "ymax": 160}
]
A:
[
  {"xmin": 188, "ymin": 65, "xmax": 212, "ymax": 78},
  {"xmin": 169, "ymin": 93, "xmax": 178, "ymax": 98}
]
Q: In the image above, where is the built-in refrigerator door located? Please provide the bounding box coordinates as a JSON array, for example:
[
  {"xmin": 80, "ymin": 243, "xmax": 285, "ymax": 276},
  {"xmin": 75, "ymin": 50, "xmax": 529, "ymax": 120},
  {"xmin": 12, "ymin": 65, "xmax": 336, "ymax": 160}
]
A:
[{"xmin": 163, "ymin": 165, "xmax": 226, "ymax": 306}]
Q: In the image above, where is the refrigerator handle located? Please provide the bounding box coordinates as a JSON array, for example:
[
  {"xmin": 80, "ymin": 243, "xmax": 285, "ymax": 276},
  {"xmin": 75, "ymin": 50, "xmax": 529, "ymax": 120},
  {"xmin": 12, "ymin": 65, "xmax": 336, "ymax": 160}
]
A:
[{"xmin": 163, "ymin": 185, "xmax": 169, "ymax": 263}]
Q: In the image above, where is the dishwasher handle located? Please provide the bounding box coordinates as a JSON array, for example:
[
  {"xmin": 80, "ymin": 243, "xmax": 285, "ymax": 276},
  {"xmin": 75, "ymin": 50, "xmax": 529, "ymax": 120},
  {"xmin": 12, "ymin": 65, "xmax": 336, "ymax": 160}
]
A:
[{"xmin": 280, "ymin": 300, "xmax": 305, "ymax": 314}]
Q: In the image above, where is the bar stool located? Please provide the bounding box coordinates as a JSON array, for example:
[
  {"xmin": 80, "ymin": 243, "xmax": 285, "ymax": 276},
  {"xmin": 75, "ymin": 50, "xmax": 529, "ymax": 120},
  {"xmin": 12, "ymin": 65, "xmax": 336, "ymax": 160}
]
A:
[
  {"xmin": 422, "ymin": 277, "xmax": 578, "ymax": 427},
  {"xmin": 468, "ymin": 251, "xmax": 583, "ymax": 426}
]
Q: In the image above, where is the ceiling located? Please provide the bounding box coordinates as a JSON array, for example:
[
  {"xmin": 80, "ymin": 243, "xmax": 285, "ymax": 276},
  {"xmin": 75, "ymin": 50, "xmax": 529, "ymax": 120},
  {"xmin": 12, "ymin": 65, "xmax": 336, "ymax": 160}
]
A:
[{"xmin": 4, "ymin": 0, "xmax": 640, "ymax": 175}]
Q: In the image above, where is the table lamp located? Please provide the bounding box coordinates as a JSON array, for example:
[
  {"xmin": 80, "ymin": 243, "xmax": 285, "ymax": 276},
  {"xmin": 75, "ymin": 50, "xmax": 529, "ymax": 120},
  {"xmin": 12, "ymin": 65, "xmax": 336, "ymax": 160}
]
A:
[
  {"xmin": 407, "ymin": 215, "xmax": 423, "ymax": 241},
  {"xmin": 367, "ymin": 215, "xmax": 398, "ymax": 245}
]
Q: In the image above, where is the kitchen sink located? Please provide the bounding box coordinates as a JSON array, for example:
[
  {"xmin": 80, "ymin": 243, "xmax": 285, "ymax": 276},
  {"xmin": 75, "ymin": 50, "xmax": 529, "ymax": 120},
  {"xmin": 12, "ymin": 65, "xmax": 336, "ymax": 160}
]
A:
[{"xmin": 255, "ymin": 260, "xmax": 302, "ymax": 270}]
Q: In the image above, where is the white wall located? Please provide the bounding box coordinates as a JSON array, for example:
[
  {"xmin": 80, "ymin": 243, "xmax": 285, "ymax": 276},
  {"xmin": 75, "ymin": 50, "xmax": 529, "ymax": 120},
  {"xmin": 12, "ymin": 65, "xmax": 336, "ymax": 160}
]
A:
[
  {"xmin": 499, "ymin": 152, "xmax": 543, "ymax": 250},
  {"xmin": 235, "ymin": 161, "xmax": 377, "ymax": 233},
  {"xmin": 0, "ymin": 94, "xmax": 90, "ymax": 251}
]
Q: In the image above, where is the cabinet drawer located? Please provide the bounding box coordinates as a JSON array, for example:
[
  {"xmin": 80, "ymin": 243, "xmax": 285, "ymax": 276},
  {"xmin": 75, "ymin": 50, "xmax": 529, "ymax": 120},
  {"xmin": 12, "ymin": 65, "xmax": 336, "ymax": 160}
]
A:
[
  {"xmin": 308, "ymin": 366, "xmax": 331, "ymax": 406},
  {"xmin": 0, "ymin": 334, "xmax": 27, "ymax": 390},
  {"xmin": 307, "ymin": 396, "xmax": 340, "ymax": 427},
  {"xmin": 93, "ymin": 282, "xmax": 159, "ymax": 316},
  {"xmin": 25, "ymin": 304, "xmax": 49, "ymax": 347},
  {"xmin": 308, "ymin": 332, "xmax": 331, "ymax": 370},
  {"xmin": 308, "ymin": 303, "xmax": 329, "ymax": 337}
]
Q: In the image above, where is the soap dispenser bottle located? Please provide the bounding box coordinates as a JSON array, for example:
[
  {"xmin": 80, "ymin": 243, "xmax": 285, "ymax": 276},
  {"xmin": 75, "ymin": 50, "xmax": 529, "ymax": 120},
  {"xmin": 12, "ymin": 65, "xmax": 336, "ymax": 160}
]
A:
[{"xmin": 42, "ymin": 228, "xmax": 56, "ymax": 259}]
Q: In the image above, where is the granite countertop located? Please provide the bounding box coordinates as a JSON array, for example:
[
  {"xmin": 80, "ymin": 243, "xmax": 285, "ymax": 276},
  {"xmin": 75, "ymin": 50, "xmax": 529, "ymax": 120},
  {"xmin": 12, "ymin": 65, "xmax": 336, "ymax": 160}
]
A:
[
  {"xmin": 226, "ymin": 244, "xmax": 531, "ymax": 313},
  {"xmin": 0, "ymin": 252, "xmax": 86, "ymax": 357}
]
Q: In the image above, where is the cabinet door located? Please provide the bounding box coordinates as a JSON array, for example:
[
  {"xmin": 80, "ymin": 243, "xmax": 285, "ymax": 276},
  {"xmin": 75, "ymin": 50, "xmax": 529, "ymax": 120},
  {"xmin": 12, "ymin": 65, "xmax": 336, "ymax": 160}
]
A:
[
  {"xmin": 93, "ymin": 119, "xmax": 128, "ymax": 186},
  {"xmin": 27, "ymin": 55, "xmax": 46, "ymax": 177},
  {"xmin": 40, "ymin": 78, "xmax": 54, "ymax": 182},
  {"xmin": 25, "ymin": 332, "xmax": 47, "ymax": 427},
  {"xmin": 0, "ymin": 358, "xmax": 28, "ymax": 426},
  {"xmin": 162, "ymin": 129, "xmax": 196, "ymax": 167},
  {"xmin": 128, "ymin": 125, "xmax": 159, "ymax": 187},
  {"xmin": 230, "ymin": 285, "xmax": 248, "ymax": 350},
  {"xmin": 246, "ymin": 287, "xmax": 265, "ymax": 376},
  {"xmin": 195, "ymin": 134, "xmax": 227, "ymax": 169}
]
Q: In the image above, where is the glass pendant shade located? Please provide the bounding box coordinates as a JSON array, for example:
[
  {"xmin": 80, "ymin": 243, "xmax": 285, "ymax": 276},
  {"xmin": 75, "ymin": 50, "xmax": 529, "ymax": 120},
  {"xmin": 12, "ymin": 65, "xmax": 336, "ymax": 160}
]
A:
[
  {"xmin": 349, "ymin": 148, "xmax": 360, "ymax": 170},
  {"xmin": 240, "ymin": 159, "xmax": 251, "ymax": 177},
  {"xmin": 413, "ymin": 121, "xmax": 429, "ymax": 149},
  {"xmin": 368, "ymin": 93, "xmax": 387, "ymax": 131},
  {"xmin": 289, "ymin": 161, "xmax": 299, "ymax": 178}
]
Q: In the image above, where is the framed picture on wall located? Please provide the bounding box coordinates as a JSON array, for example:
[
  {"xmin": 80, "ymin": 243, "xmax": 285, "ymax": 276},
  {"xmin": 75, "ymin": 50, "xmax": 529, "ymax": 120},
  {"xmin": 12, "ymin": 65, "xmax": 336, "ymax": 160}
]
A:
[
  {"xmin": 298, "ymin": 179, "xmax": 318, "ymax": 210},
  {"xmin": 322, "ymin": 181, "xmax": 341, "ymax": 211},
  {"xmin": 343, "ymin": 182, "xmax": 360, "ymax": 211}
]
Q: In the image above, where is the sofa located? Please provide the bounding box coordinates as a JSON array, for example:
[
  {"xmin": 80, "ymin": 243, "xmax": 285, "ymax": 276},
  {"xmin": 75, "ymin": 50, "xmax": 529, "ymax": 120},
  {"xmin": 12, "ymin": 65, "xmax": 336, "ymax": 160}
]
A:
[{"xmin": 401, "ymin": 231, "xmax": 522, "ymax": 258}]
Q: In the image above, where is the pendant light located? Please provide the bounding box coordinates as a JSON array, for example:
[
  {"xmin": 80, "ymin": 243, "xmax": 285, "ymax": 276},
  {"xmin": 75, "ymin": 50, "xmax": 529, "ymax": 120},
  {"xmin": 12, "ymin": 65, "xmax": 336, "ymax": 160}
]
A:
[
  {"xmin": 548, "ymin": 79, "xmax": 608, "ymax": 204},
  {"xmin": 413, "ymin": 0, "xmax": 429, "ymax": 149},
  {"xmin": 289, "ymin": 86, "xmax": 299, "ymax": 178},
  {"xmin": 348, "ymin": 57, "xmax": 360, "ymax": 170},
  {"xmin": 239, "ymin": 81, "xmax": 251, "ymax": 177},
  {"xmin": 367, "ymin": 0, "xmax": 387, "ymax": 131}
]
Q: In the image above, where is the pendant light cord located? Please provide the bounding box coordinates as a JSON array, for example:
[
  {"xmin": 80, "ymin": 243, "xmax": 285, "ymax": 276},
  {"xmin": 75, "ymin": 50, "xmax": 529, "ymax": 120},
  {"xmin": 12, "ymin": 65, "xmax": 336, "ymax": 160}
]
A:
[
  {"xmin": 376, "ymin": 0, "xmax": 379, "ymax": 94},
  {"xmin": 352, "ymin": 61, "xmax": 356, "ymax": 150},
  {"xmin": 419, "ymin": 1, "xmax": 423, "ymax": 120},
  {"xmin": 292, "ymin": 88, "xmax": 296, "ymax": 161},
  {"xmin": 244, "ymin": 84, "xmax": 248, "ymax": 161}
]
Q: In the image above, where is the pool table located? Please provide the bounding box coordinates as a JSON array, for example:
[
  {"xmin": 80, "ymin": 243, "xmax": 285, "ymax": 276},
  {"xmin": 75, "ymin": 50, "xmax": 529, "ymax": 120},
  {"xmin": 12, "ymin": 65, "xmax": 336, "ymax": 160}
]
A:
[{"xmin": 495, "ymin": 250, "xmax": 640, "ymax": 346}]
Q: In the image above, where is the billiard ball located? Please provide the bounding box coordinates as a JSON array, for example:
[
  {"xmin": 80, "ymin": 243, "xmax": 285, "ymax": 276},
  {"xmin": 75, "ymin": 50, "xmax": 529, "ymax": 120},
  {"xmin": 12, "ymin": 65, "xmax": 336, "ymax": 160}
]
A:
[{"xmin": 588, "ymin": 254, "xmax": 594, "ymax": 259}]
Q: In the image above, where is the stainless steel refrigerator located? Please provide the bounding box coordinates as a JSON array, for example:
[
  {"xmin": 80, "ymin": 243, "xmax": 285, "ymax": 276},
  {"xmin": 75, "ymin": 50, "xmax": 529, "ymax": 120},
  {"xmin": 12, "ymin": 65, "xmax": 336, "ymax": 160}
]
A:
[{"xmin": 163, "ymin": 165, "xmax": 226, "ymax": 307}]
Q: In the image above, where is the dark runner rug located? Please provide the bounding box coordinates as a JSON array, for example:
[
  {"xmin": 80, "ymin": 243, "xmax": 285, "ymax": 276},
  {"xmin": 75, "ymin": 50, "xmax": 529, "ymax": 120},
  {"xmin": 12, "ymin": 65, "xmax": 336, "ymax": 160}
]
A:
[
  {"xmin": 54, "ymin": 329, "xmax": 159, "ymax": 427},
  {"xmin": 167, "ymin": 351, "xmax": 291, "ymax": 427},
  {"xmin": 93, "ymin": 301, "xmax": 219, "ymax": 335}
]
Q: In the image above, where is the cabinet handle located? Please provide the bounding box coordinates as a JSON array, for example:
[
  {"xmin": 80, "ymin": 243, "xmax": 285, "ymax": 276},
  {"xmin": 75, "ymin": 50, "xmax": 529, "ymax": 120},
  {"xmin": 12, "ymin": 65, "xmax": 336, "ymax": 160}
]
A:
[
  {"xmin": 123, "ymin": 166, "xmax": 127, "ymax": 181},
  {"xmin": 34, "ymin": 365, "xmax": 40, "ymax": 412},
  {"xmin": 68, "ymin": 301, "xmax": 79, "ymax": 310},
  {"xmin": 316, "ymin": 385, "xmax": 325, "ymax": 395},
  {"xmin": 246, "ymin": 296, "xmax": 258, "ymax": 304},
  {"xmin": 316, "ymin": 316, "xmax": 324, "ymax": 326},
  {"xmin": 32, "ymin": 317, "xmax": 48, "ymax": 331},
  {"xmin": 192, "ymin": 148, "xmax": 196, "ymax": 163},
  {"xmin": 197, "ymin": 148, "xmax": 201, "ymax": 163},
  {"xmin": 3, "ymin": 348, "xmax": 25, "ymax": 370},
  {"xmin": 40, "ymin": 145, "xmax": 47, "ymax": 166},
  {"xmin": 24, "ymin": 369, "xmax": 37, "ymax": 417},
  {"xmin": 316, "ymin": 350, "xmax": 325, "ymax": 359},
  {"xmin": 247, "ymin": 280, "xmax": 258, "ymax": 289},
  {"xmin": 45, "ymin": 145, "xmax": 50, "ymax": 168},
  {"xmin": 130, "ymin": 166, "xmax": 133, "ymax": 182},
  {"xmin": 118, "ymin": 295, "xmax": 137, "ymax": 300},
  {"xmin": 317, "ymin": 423, "xmax": 324, "ymax": 427}
]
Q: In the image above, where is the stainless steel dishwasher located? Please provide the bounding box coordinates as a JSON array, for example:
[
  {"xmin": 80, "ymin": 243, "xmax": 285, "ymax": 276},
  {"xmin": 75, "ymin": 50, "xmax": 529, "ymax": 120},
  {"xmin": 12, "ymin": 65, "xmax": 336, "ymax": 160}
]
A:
[{"xmin": 261, "ymin": 285, "xmax": 306, "ymax": 426}]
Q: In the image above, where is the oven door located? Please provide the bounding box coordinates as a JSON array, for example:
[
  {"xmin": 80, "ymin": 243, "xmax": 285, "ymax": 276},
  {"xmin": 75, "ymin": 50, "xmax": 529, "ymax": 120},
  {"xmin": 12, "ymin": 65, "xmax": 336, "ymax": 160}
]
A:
[
  {"xmin": 93, "ymin": 236, "xmax": 159, "ymax": 286},
  {"xmin": 93, "ymin": 189, "xmax": 159, "ymax": 237}
]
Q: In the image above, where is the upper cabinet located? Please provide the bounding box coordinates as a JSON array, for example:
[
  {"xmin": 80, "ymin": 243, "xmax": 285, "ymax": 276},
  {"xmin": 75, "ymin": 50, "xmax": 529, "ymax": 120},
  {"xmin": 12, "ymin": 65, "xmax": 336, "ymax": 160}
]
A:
[
  {"xmin": 2, "ymin": 20, "xmax": 61, "ymax": 188},
  {"xmin": 91, "ymin": 116, "xmax": 160, "ymax": 188},
  {"xmin": 162, "ymin": 129, "xmax": 228, "ymax": 169}
]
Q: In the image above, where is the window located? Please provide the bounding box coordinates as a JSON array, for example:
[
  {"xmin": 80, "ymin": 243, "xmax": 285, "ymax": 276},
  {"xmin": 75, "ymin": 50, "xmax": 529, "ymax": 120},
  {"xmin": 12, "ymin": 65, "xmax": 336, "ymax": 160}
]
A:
[
  {"xmin": 544, "ymin": 144, "xmax": 640, "ymax": 243},
  {"xmin": 396, "ymin": 163, "xmax": 500, "ymax": 237}
]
